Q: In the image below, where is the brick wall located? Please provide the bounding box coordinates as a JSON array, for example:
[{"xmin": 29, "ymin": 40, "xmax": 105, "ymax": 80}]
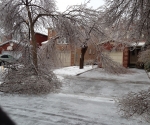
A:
[
  {"xmin": 123, "ymin": 47, "xmax": 129, "ymax": 68},
  {"xmin": 72, "ymin": 44, "xmax": 96, "ymax": 66},
  {"xmin": 47, "ymin": 28, "xmax": 100, "ymax": 66}
]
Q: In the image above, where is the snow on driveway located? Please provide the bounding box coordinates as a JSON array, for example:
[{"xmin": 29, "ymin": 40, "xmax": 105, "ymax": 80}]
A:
[
  {"xmin": 54, "ymin": 66, "xmax": 150, "ymax": 83},
  {"xmin": 80, "ymin": 68, "xmax": 150, "ymax": 83}
]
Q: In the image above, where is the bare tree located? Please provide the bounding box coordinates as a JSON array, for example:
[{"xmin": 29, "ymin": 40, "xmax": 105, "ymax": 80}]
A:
[
  {"xmin": 0, "ymin": 0, "xmax": 103, "ymax": 69},
  {"xmin": 102, "ymin": 0, "xmax": 150, "ymax": 120},
  {"xmin": 0, "ymin": 0, "xmax": 130, "ymax": 94},
  {"xmin": 103, "ymin": 0, "xmax": 150, "ymax": 44},
  {"xmin": 0, "ymin": 0, "xmax": 56, "ymax": 70}
]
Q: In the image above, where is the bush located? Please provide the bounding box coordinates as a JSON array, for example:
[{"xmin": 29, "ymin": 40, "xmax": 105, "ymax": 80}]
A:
[
  {"xmin": 118, "ymin": 89, "xmax": 150, "ymax": 122},
  {"xmin": 136, "ymin": 61, "xmax": 144, "ymax": 69},
  {"xmin": 144, "ymin": 62, "xmax": 150, "ymax": 72},
  {"xmin": 0, "ymin": 65, "xmax": 61, "ymax": 95}
]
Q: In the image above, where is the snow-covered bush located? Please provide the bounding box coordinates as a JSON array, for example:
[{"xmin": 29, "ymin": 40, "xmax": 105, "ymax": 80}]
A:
[
  {"xmin": 118, "ymin": 89, "xmax": 150, "ymax": 122},
  {"xmin": 0, "ymin": 45, "xmax": 61, "ymax": 95}
]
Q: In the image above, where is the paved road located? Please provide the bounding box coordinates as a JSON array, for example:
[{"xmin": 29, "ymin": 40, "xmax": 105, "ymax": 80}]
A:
[
  {"xmin": 0, "ymin": 70, "xmax": 150, "ymax": 125},
  {"xmin": 0, "ymin": 92, "xmax": 148, "ymax": 125}
]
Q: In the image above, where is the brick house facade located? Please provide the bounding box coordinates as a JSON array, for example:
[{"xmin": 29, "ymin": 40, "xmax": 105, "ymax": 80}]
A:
[
  {"xmin": 47, "ymin": 28, "xmax": 144, "ymax": 68},
  {"xmin": 98, "ymin": 41, "xmax": 145, "ymax": 68},
  {"xmin": 48, "ymin": 28, "xmax": 96, "ymax": 66}
]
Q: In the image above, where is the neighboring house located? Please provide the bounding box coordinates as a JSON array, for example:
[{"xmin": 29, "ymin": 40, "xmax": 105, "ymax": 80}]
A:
[
  {"xmin": 0, "ymin": 32, "xmax": 48, "ymax": 53},
  {"xmin": 35, "ymin": 32, "xmax": 48, "ymax": 47},
  {"xmin": 0, "ymin": 33, "xmax": 13, "ymax": 53},
  {"xmin": 0, "ymin": 40, "xmax": 23, "ymax": 64},
  {"xmin": 47, "ymin": 28, "xmax": 145, "ymax": 68},
  {"xmin": 47, "ymin": 28, "xmax": 97, "ymax": 67}
]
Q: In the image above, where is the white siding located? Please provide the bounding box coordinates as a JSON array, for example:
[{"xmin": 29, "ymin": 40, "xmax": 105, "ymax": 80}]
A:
[
  {"xmin": 57, "ymin": 51, "xmax": 71, "ymax": 67},
  {"xmin": 109, "ymin": 52, "xmax": 123, "ymax": 64}
]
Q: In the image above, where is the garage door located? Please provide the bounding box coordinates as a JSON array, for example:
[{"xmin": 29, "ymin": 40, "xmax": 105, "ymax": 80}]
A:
[
  {"xmin": 57, "ymin": 50, "xmax": 71, "ymax": 67},
  {"xmin": 109, "ymin": 52, "xmax": 123, "ymax": 65}
]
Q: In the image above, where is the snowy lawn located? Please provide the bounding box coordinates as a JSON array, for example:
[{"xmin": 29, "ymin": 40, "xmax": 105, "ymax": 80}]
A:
[{"xmin": 53, "ymin": 65, "xmax": 97, "ymax": 76}]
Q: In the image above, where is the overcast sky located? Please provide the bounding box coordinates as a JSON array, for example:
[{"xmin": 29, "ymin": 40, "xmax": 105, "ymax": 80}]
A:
[{"xmin": 56, "ymin": 0, "xmax": 105, "ymax": 12}]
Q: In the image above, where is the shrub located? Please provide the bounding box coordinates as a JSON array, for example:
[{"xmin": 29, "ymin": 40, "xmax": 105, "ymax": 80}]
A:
[
  {"xmin": 144, "ymin": 62, "xmax": 150, "ymax": 72},
  {"xmin": 136, "ymin": 61, "xmax": 144, "ymax": 69},
  {"xmin": 118, "ymin": 89, "xmax": 150, "ymax": 122}
]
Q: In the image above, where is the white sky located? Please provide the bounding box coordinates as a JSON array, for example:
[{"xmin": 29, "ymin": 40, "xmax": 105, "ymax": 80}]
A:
[{"xmin": 56, "ymin": 0, "xmax": 105, "ymax": 12}]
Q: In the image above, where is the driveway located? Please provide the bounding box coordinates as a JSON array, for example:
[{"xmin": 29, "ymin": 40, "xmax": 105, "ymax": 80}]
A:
[
  {"xmin": 60, "ymin": 68, "xmax": 150, "ymax": 98},
  {"xmin": 0, "ymin": 67, "xmax": 150, "ymax": 125}
]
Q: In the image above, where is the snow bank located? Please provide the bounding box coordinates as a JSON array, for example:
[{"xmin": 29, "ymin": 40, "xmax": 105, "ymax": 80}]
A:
[{"xmin": 56, "ymin": 75, "xmax": 64, "ymax": 81}]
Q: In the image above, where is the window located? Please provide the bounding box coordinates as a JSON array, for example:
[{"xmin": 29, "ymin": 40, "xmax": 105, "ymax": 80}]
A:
[
  {"xmin": 89, "ymin": 49, "xmax": 91, "ymax": 54},
  {"xmin": 57, "ymin": 38, "xmax": 68, "ymax": 44}
]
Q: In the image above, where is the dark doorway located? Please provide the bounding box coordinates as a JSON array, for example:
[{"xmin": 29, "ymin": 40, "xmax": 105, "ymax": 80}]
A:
[{"xmin": 128, "ymin": 47, "xmax": 141, "ymax": 68}]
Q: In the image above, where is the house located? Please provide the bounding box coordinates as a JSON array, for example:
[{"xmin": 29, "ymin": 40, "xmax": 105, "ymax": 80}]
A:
[
  {"xmin": 97, "ymin": 40, "xmax": 145, "ymax": 68},
  {"xmin": 35, "ymin": 32, "xmax": 48, "ymax": 46},
  {"xmin": 47, "ymin": 28, "xmax": 97, "ymax": 67},
  {"xmin": 0, "ymin": 32, "xmax": 48, "ymax": 55},
  {"xmin": 124, "ymin": 42, "xmax": 145, "ymax": 68},
  {"xmin": 47, "ymin": 28, "xmax": 145, "ymax": 68},
  {"xmin": 0, "ymin": 32, "xmax": 47, "ymax": 66},
  {"xmin": 0, "ymin": 40, "xmax": 22, "ymax": 54}
]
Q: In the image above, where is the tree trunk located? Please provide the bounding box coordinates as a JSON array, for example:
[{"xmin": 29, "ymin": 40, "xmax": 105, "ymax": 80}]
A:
[
  {"xmin": 80, "ymin": 55, "xmax": 84, "ymax": 69},
  {"xmin": 30, "ymin": 26, "xmax": 38, "ymax": 69},
  {"xmin": 79, "ymin": 46, "xmax": 88, "ymax": 69},
  {"xmin": 26, "ymin": 3, "xmax": 38, "ymax": 71}
]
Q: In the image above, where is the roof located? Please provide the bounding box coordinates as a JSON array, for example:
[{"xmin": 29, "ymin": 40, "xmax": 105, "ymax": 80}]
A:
[
  {"xmin": 41, "ymin": 40, "xmax": 49, "ymax": 45},
  {"xmin": 0, "ymin": 40, "xmax": 18, "ymax": 46},
  {"xmin": 97, "ymin": 40, "xmax": 145, "ymax": 47},
  {"xmin": 35, "ymin": 32, "xmax": 48, "ymax": 36},
  {"xmin": 35, "ymin": 27, "xmax": 48, "ymax": 36}
]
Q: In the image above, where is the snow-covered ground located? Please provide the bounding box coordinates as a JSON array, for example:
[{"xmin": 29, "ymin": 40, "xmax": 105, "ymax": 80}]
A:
[
  {"xmin": 0, "ymin": 66, "xmax": 150, "ymax": 125},
  {"xmin": 61, "ymin": 69, "xmax": 150, "ymax": 100},
  {"xmin": 80, "ymin": 68, "xmax": 150, "ymax": 83},
  {"xmin": 54, "ymin": 65, "xmax": 97, "ymax": 76},
  {"xmin": 54, "ymin": 66, "xmax": 150, "ymax": 83}
]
